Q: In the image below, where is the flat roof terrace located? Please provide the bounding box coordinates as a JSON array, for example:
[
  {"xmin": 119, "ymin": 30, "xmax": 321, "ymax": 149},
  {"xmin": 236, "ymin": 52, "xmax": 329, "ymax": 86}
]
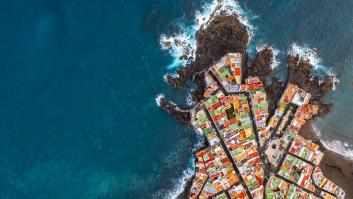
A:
[{"xmin": 210, "ymin": 53, "xmax": 243, "ymax": 93}]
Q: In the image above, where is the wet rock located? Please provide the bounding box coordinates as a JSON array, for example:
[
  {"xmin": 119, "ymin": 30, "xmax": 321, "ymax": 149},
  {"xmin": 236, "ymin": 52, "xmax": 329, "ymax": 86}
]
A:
[
  {"xmin": 158, "ymin": 96, "xmax": 191, "ymax": 126},
  {"xmin": 317, "ymin": 101, "xmax": 334, "ymax": 117},
  {"xmin": 166, "ymin": 15, "xmax": 249, "ymax": 93},
  {"xmin": 194, "ymin": 14, "xmax": 249, "ymax": 72},
  {"xmin": 287, "ymin": 55, "xmax": 333, "ymax": 100},
  {"xmin": 251, "ymin": 47, "xmax": 275, "ymax": 78},
  {"xmin": 287, "ymin": 54, "xmax": 334, "ymax": 116},
  {"xmin": 191, "ymin": 72, "xmax": 206, "ymax": 102},
  {"xmin": 176, "ymin": 175, "xmax": 194, "ymax": 199}
]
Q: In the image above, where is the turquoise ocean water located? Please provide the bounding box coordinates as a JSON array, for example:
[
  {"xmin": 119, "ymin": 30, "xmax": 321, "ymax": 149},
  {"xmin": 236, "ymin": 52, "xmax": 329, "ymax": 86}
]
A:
[{"xmin": 0, "ymin": 0, "xmax": 353, "ymax": 198}]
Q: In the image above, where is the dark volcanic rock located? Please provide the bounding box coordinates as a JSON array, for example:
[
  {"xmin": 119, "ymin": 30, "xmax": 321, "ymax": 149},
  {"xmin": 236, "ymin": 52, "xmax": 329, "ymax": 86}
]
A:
[
  {"xmin": 194, "ymin": 15, "xmax": 249, "ymax": 72},
  {"xmin": 251, "ymin": 47, "xmax": 275, "ymax": 78},
  {"xmin": 166, "ymin": 15, "xmax": 249, "ymax": 92},
  {"xmin": 265, "ymin": 77, "xmax": 285, "ymax": 115},
  {"xmin": 317, "ymin": 101, "xmax": 334, "ymax": 117},
  {"xmin": 176, "ymin": 175, "xmax": 194, "ymax": 199},
  {"xmin": 249, "ymin": 47, "xmax": 285, "ymax": 114},
  {"xmin": 287, "ymin": 55, "xmax": 333, "ymax": 100},
  {"xmin": 158, "ymin": 97, "xmax": 191, "ymax": 126},
  {"xmin": 191, "ymin": 72, "xmax": 206, "ymax": 102},
  {"xmin": 159, "ymin": 12, "xmax": 342, "ymax": 199},
  {"xmin": 287, "ymin": 55, "xmax": 334, "ymax": 116}
]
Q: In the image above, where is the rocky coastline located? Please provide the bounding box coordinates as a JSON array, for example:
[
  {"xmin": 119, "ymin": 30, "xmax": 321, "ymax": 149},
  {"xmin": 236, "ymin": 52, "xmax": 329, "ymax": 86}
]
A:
[
  {"xmin": 157, "ymin": 96, "xmax": 191, "ymax": 127},
  {"xmin": 287, "ymin": 55, "xmax": 335, "ymax": 117},
  {"xmin": 160, "ymin": 15, "xmax": 336, "ymax": 126},
  {"xmin": 158, "ymin": 13, "xmax": 352, "ymax": 198},
  {"xmin": 164, "ymin": 14, "xmax": 249, "ymax": 91},
  {"xmin": 176, "ymin": 139, "xmax": 210, "ymax": 199}
]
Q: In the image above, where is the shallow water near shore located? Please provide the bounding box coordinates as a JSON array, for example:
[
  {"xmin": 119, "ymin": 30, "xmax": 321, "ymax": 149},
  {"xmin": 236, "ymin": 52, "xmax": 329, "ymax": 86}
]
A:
[
  {"xmin": 160, "ymin": 0, "xmax": 353, "ymax": 196},
  {"xmin": 240, "ymin": 0, "xmax": 353, "ymax": 156},
  {"xmin": 1, "ymin": 0, "xmax": 353, "ymax": 198},
  {"xmin": 0, "ymin": 0, "xmax": 199, "ymax": 198}
]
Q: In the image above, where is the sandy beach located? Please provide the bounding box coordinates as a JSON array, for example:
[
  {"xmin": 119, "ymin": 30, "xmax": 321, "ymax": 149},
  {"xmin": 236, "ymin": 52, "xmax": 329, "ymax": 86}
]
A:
[{"xmin": 301, "ymin": 122, "xmax": 353, "ymax": 198}]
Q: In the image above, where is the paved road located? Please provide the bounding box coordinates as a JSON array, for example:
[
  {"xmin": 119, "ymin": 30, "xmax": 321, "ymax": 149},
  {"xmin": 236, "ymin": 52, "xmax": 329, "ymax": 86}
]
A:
[
  {"xmin": 274, "ymin": 141, "xmax": 323, "ymax": 199},
  {"xmin": 203, "ymin": 105, "xmax": 253, "ymax": 199},
  {"xmin": 201, "ymin": 70, "xmax": 323, "ymax": 199}
]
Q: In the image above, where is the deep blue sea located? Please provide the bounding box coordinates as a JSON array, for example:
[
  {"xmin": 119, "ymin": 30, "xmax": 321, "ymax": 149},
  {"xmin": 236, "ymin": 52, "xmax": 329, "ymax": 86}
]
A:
[{"xmin": 0, "ymin": 0, "xmax": 353, "ymax": 198}]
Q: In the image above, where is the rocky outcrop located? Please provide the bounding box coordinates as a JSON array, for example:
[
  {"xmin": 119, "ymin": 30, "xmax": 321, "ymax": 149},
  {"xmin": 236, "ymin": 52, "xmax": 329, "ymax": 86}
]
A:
[
  {"xmin": 248, "ymin": 47, "xmax": 285, "ymax": 114},
  {"xmin": 265, "ymin": 77, "xmax": 285, "ymax": 115},
  {"xmin": 165, "ymin": 14, "xmax": 249, "ymax": 90},
  {"xmin": 176, "ymin": 175, "xmax": 194, "ymax": 199},
  {"xmin": 162, "ymin": 14, "xmax": 250, "ymax": 124},
  {"xmin": 287, "ymin": 55, "xmax": 334, "ymax": 116},
  {"xmin": 194, "ymin": 14, "xmax": 249, "ymax": 72},
  {"xmin": 317, "ymin": 101, "xmax": 334, "ymax": 117},
  {"xmin": 251, "ymin": 47, "xmax": 275, "ymax": 78},
  {"xmin": 191, "ymin": 72, "xmax": 206, "ymax": 102},
  {"xmin": 287, "ymin": 55, "xmax": 333, "ymax": 100},
  {"xmin": 158, "ymin": 96, "xmax": 191, "ymax": 126},
  {"xmin": 158, "ymin": 11, "xmax": 346, "ymax": 199}
]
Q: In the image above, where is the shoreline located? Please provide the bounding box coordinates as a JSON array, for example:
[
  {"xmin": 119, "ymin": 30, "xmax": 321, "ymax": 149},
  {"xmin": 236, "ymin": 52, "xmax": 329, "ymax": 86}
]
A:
[
  {"xmin": 174, "ymin": 121, "xmax": 353, "ymax": 199},
  {"xmin": 175, "ymin": 175, "xmax": 194, "ymax": 199},
  {"xmin": 158, "ymin": 1, "xmax": 351, "ymax": 198},
  {"xmin": 301, "ymin": 121, "xmax": 353, "ymax": 198}
]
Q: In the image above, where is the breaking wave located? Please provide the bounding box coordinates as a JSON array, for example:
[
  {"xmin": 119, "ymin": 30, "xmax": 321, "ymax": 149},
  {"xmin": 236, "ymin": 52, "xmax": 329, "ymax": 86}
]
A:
[
  {"xmin": 192, "ymin": 132, "xmax": 206, "ymax": 152},
  {"xmin": 288, "ymin": 43, "xmax": 326, "ymax": 71},
  {"xmin": 151, "ymin": 158, "xmax": 195, "ymax": 199},
  {"xmin": 312, "ymin": 123, "xmax": 353, "ymax": 160},
  {"xmin": 158, "ymin": 2, "xmax": 259, "ymax": 198},
  {"xmin": 163, "ymin": 167, "xmax": 194, "ymax": 199},
  {"xmin": 155, "ymin": 94, "xmax": 165, "ymax": 107},
  {"xmin": 185, "ymin": 95, "xmax": 195, "ymax": 107},
  {"xmin": 158, "ymin": 2, "xmax": 348, "ymax": 199},
  {"xmin": 152, "ymin": 131, "xmax": 204, "ymax": 199},
  {"xmin": 160, "ymin": 130, "xmax": 206, "ymax": 199},
  {"xmin": 288, "ymin": 43, "xmax": 340, "ymax": 90},
  {"xmin": 256, "ymin": 44, "xmax": 281, "ymax": 70},
  {"xmin": 160, "ymin": 0, "xmax": 254, "ymax": 70}
]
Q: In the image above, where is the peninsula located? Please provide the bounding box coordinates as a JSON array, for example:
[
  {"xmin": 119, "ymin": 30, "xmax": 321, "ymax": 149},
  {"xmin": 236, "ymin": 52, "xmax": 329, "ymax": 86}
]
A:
[{"xmin": 158, "ymin": 14, "xmax": 352, "ymax": 199}]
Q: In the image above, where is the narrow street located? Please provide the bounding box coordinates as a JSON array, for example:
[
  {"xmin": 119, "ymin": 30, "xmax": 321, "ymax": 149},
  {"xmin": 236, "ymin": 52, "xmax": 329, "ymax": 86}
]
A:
[{"xmin": 203, "ymin": 106, "xmax": 253, "ymax": 199}]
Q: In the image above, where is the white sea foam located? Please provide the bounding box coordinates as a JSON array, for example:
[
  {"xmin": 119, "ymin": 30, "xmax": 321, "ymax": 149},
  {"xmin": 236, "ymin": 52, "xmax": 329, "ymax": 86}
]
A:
[
  {"xmin": 160, "ymin": 33, "xmax": 195, "ymax": 70},
  {"xmin": 161, "ymin": 160, "xmax": 195, "ymax": 199},
  {"xmin": 195, "ymin": 0, "xmax": 254, "ymax": 34},
  {"xmin": 160, "ymin": 0, "xmax": 254, "ymax": 70},
  {"xmin": 152, "ymin": 128, "xmax": 205, "ymax": 199},
  {"xmin": 312, "ymin": 124, "xmax": 353, "ymax": 160},
  {"xmin": 185, "ymin": 89, "xmax": 196, "ymax": 107},
  {"xmin": 155, "ymin": 94, "xmax": 165, "ymax": 107},
  {"xmin": 288, "ymin": 43, "xmax": 340, "ymax": 90},
  {"xmin": 288, "ymin": 43, "xmax": 333, "ymax": 73},
  {"xmin": 163, "ymin": 73, "xmax": 181, "ymax": 85},
  {"xmin": 256, "ymin": 44, "xmax": 281, "ymax": 70},
  {"xmin": 163, "ymin": 74, "xmax": 169, "ymax": 84},
  {"xmin": 328, "ymin": 72, "xmax": 340, "ymax": 90},
  {"xmin": 192, "ymin": 132, "xmax": 206, "ymax": 152}
]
